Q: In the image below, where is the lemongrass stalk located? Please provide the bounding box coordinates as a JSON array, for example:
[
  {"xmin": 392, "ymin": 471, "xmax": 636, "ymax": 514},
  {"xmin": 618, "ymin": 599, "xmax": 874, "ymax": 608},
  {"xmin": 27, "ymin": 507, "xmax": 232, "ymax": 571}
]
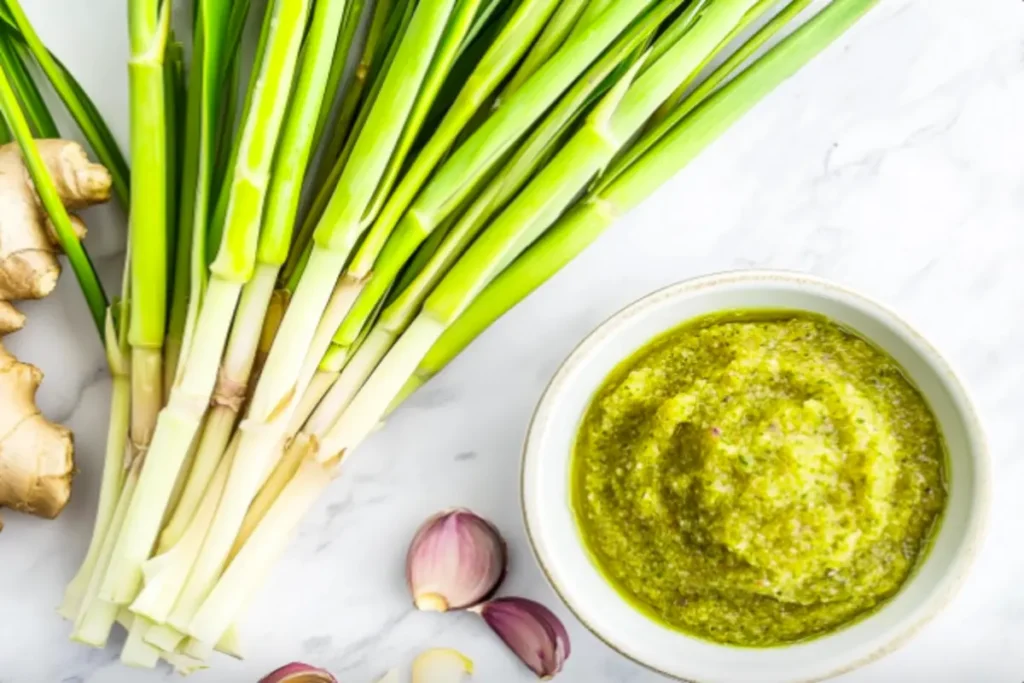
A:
[
  {"xmin": 230, "ymin": 434, "xmax": 310, "ymax": 558},
  {"xmin": 3, "ymin": 0, "xmax": 130, "ymax": 203},
  {"xmin": 206, "ymin": 0, "xmax": 275, "ymax": 258},
  {"xmin": 0, "ymin": 32, "xmax": 57, "ymax": 137},
  {"xmin": 335, "ymin": 0, "xmax": 568, "ymax": 314},
  {"xmin": 71, "ymin": 468, "xmax": 139, "ymax": 646},
  {"xmin": 0, "ymin": 61, "xmax": 108, "ymax": 330},
  {"xmin": 495, "ymin": 0, "xmax": 588, "ymax": 101},
  {"xmin": 362, "ymin": 0, "xmax": 487, "ymax": 230},
  {"xmin": 320, "ymin": 0, "xmax": 418, "ymax": 186},
  {"xmin": 124, "ymin": 0, "xmax": 171, "ymax": 484},
  {"xmin": 170, "ymin": 0, "xmax": 462, "ymax": 637},
  {"xmin": 60, "ymin": 309, "xmax": 130, "ymax": 619},
  {"xmin": 324, "ymin": 0, "xmax": 764, "ymax": 457},
  {"xmin": 613, "ymin": 0, "xmax": 814, "ymax": 185},
  {"xmin": 161, "ymin": 0, "xmax": 350, "ymax": 558},
  {"xmin": 165, "ymin": 1, "xmax": 236, "ymax": 393},
  {"xmin": 189, "ymin": 456, "xmax": 335, "ymax": 646},
  {"xmin": 183, "ymin": 638, "xmax": 215, "ymax": 663},
  {"xmin": 157, "ymin": 267, "xmax": 269, "ymax": 553},
  {"xmin": 132, "ymin": 445, "xmax": 234, "ymax": 625},
  {"xmin": 333, "ymin": 0, "xmax": 685, "ymax": 350},
  {"xmin": 146, "ymin": 623, "xmax": 185, "ymax": 654},
  {"xmin": 302, "ymin": 0, "xmax": 396, "ymax": 223},
  {"xmin": 285, "ymin": 0, "xmax": 418, "ymax": 286},
  {"xmin": 648, "ymin": 0, "xmax": 782, "ymax": 126},
  {"xmin": 121, "ymin": 616, "xmax": 160, "ymax": 668},
  {"xmin": 415, "ymin": 0, "xmax": 882, "ymax": 388},
  {"xmin": 100, "ymin": 0, "xmax": 314, "ymax": 607},
  {"xmin": 459, "ymin": 0, "xmax": 511, "ymax": 53},
  {"xmin": 186, "ymin": 1, "xmax": 881, "ymax": 634},
  {"xmin": 310, "ymin": 0, "xmax": 369, "ymax": 155},
  {"xmin": 164, "ymin": 651, "xmax": 208, "ymax": 676}
]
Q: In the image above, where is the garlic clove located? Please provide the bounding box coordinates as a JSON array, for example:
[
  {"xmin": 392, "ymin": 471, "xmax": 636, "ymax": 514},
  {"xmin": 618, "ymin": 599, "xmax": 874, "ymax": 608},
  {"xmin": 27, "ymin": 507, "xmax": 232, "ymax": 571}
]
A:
[
  {"xmin": 258, "ymin": 662, "xmax": 338, "ymax": 683},
  {"xmin": 478, "ymin": 597, "xmax": 571, "ymax": 679},
  {"xmin": 406, "ymin": 509, "xmax": 507, "ymax": 612},
  {"xmin": 412, "ymin": 648, "xmax": 474, "ymax": 683},
  {"xmin": 375, "ymin": 669, "xmax": 401, "ymax": 683}
]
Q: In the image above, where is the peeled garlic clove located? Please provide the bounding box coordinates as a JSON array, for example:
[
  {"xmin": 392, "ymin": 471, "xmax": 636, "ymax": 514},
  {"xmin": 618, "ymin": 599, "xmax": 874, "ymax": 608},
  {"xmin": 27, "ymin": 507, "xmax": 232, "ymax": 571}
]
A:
[
  {"xmin": 375, "ymin": 669, "xmax": 401, "ymax": 683},
  {"xmin": 259, "ymin": 663, "xmax": 337, "ymax": 683},
  {"xmin": 407, "ymin": 508, "xmax": 507, "ymax": 612},
  {"xmin": 478, "ymin": 597, "xmax": 571, "ymax": 679},
  {"xmin": 412, "ymin": 648, "xmax": 474, "ymax": 683}
]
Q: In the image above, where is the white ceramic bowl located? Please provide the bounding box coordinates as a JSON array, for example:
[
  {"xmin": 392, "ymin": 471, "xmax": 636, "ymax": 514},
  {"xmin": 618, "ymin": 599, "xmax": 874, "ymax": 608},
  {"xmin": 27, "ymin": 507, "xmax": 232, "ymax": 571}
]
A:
[{"xmin": 522, "ymin": 270, "xmax": 989, "ymax": 683}]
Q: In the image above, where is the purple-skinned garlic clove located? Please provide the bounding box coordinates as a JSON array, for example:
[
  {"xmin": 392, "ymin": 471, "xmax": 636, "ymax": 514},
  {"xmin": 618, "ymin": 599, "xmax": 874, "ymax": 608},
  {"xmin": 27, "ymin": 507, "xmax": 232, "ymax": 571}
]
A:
[
  {"xmin": 477, "ymin": 597, "xmax": 571, "ymax": 679},
  {"xmin": 259, "ymin": 662, "xmax": 337, "ymax": 683},
  {"xmin": 406, "ymin": 508, "xmax": 507, "ymax": 612}
]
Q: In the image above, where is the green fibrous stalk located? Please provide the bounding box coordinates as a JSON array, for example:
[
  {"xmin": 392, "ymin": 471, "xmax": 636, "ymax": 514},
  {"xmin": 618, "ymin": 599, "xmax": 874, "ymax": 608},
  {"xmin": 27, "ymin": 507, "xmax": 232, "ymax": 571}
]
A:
[
  {"xmin": 332, "ymin": 0, "xmax": 640, "ymax": 342},
  {"xmin": 418, "ymin": 0, "xmax": 882, "ymax": 387},
  {"xmin": 312, "ymin": 0, "xmax": 689, "ymax": 434},
  {"xmin": 59, "ymin": 307, "xmax": 128, "ymax": 620},
  {"xmin": 164, "ymin": 0, "xmax": 240, "ymax": 395},
  {"xmin": 323, "ymin": 0, "xmax": 764, "ymax": 459},
  {"xmin": 138, "ymin": 0, "xmax": 349, "ymax": 622},
  {"xmin": 97, "ymin": 0, "xmax": 312, "ymax": 611},
  {"xmin": 173, "ymin": 0, "xmax": 461, "ymax": 643}
]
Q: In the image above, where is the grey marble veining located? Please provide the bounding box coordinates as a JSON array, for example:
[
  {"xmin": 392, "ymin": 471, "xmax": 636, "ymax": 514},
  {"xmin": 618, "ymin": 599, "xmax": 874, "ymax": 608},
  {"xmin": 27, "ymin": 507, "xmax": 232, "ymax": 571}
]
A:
[{"xmin": 1, "ymin": 0, "xmax": 1022, "ymax": 681}]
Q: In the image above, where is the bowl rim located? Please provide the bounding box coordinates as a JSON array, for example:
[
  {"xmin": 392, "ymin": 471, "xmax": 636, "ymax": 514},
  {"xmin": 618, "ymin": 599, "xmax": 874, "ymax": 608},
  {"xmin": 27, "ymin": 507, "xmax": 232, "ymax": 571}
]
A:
[{"xmin": 520, "ymin": 268, "xmax": 990, "ymax": 683}]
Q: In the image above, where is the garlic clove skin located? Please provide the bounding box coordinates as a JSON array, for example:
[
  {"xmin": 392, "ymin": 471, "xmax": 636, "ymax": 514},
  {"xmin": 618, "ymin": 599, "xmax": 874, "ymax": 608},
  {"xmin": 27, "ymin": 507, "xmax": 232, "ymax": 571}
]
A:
[
  {"xmin": 478, "ymin": 597, "xmax": 571, "ymax": 679},
  {"xmin": 407, "ymin": 508, "xmax": 507, "ymax": 612},
  {"xmin": 412, "ymin": 648, "xmax": 474, "ymax": 683},
  {"xmin": 259, "ymin": 662, "xmax": 338, "ymax": 683}
]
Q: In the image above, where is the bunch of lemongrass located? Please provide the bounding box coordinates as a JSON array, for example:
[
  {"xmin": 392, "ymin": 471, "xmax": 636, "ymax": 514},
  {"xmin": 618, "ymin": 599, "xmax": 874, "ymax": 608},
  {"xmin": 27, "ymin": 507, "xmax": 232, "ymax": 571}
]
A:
[{"xmin": 57, "ymin": 0, "xmax": 880, "ymax": 672}]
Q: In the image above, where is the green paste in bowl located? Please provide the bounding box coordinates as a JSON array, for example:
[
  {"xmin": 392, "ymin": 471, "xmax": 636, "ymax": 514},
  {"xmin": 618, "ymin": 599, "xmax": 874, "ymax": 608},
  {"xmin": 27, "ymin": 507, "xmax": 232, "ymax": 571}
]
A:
[{"xmin": 571, "ymin": 312, "xmax": 947, "ymax": 647}]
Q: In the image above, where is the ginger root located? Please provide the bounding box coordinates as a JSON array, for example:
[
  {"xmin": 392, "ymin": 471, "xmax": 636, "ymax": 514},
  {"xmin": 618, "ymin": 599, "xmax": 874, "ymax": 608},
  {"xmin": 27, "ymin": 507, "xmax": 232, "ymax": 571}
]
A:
[{"xmin": 0, "ymin": 139, "xmax": 111, "ymax": 531}]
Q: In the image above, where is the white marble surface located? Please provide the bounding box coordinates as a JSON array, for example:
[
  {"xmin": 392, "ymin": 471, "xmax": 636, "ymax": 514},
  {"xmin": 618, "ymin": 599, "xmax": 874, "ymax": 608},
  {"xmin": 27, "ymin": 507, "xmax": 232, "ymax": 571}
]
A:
[{"xmin": 2, "ymin": 0, "xmax": 1023, "ymax": 681}]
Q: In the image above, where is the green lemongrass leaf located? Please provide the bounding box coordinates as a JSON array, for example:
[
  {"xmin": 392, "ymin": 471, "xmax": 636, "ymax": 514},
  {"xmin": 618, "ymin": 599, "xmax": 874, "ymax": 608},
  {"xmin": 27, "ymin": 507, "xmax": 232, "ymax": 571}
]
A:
[
  {"xmin": 0, "ymin": 63, "xmax": 107, "ymax": 333},
  {"xmin": 606, "ymin": 0, "xmax": 814, "ymax": 189},
  {"xmin": 309, "ymin": 0, "xmax": 368, "ymax": 156},
  {"xmin": 565, "ymin": 0, "xmax": 617, "ymax": 42},
  {"xmin": 333, "ymin": 0, "xmax": 687, "ymax": 348},
  {"xmin": 285, "ymin": 0, "xmax": 411, "ymax": 284},
  {"xmin": 306, "ymin": 0, "xmax": 409, "ymax": 200},
  {"xmin": 167, "ymin": 0, "xmax": 235, "ymax": 387},
  {"xmin": 414, "ymin": 0, "xmax": 759, "ymax": 324},
  {"xmin": 459, "ymin": 0, "xmax": 512, "ymax": 55},
  {"xmin": 312, "ymin": 0, "xmax": 461, "ymax": 252},
  {"xmin": 358, "ymin": 0, "xmax": 486, "ymax": 227},
  {"xmin": 2, "ymin": 0, "xmax": 129, "ymax": 205},
  {"xmin": 648, "ymin": 0, "xmax": 785, "ymax": 126},
  {"xmin": 344, "ymin": 0, "xmax": 564, "ymax": 280},
  {"xmin": 416, "ymin": 0, "xmax": 881, "ymax": 382},
  {"xmin": 0, "ymin": 32, "xmax": 56, "ymax": 137},
  {"xmin": 164, "ymin": 38, "xmax": 185, "ymax": 277},
  {"xmin": 497, "ymin": 0, "xmax": 588, "ymax": 101},
  {"xmin": 208, "ymin": 0, "xmax": 270, "ymax": 261}
]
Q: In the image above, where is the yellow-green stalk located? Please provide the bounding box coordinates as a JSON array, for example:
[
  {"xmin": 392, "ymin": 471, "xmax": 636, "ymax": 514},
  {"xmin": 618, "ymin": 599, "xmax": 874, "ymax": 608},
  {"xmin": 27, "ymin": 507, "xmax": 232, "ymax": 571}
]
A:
[
  {"xmin": 98, "ymin": 0, "xmax": 312, "ymax": 608},
  {"xmin": 169, "ymin": 0, "xmax": 462, "ymax": 639}
]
